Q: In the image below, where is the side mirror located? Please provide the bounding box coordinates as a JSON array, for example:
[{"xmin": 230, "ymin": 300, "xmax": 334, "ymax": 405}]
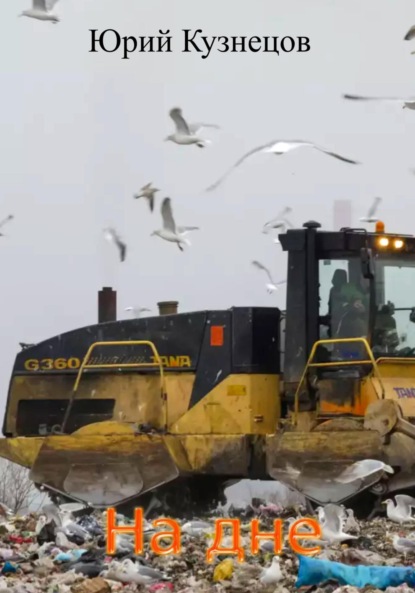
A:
[{"xmin": 360, "ymin": 247, "xmax": 374, "ymax": 279}]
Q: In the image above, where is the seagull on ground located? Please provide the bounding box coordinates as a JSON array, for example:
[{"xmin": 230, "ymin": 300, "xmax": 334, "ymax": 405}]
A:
[
  {"xmin": 382, "ymin": 495, "xmax": 415, "ymax": 524},
  {"xmin": 359, "ymin": 197, "xmax": 382, "ymax": 223},
  {"xmin": 205, "ymin": 140, "xmax": 359, "ymax": 192},
  {"xmin": 259, "ymin": 556, "xmax": 283, "ymax": 584},
  {"xmin": 151, "ymin": 198, "xmax": 191, "ymax": 251},
  {"xmin": 40, "ymin": 503, "xmax": 91, "ymax": 541},
  {"xmin": 320, "ymin": 504, "xmax": 358, "ymax": 544},
  {"xmin": 392, "ymin": 533, "xmax": 415, "ymax": 559},
  {"xmin": 165, "ymin": 108, "xmax": 212, "ymax": 148},
  {"xmin": 125, "ymin": 307, "xmax": 151, "ymax": 319},
  {"xmin": 342, "ymin": 508, "xmax": 360, "ymax": 532},
  {"xmin": 182, "ymin": 520, "xmax": 212, "ymax": 536},
  {"xmin": 251, "ymin": 260, "xmax": 286, "ymax": 294},
  {"xmin": 103, "ymin": 228, "xmax": 126, "ymax": 262},
  {"xmin": 134, "ymin": 183, "xmax": 159, "ymax": 212},
  {"xmin": 343, "ymin": 93, "xmax": 415, "ymax": 110},
  {"xmin": 0, "ymin": 215, "xmax": 14, "ymax": 237},
  {"xmin": 404, "ymin": 25, "xmax": 415, "ymax": 41},
  {"xmin": 102, "ymin": 559, "xmax": 168, "ymax": 586},
  {"xmin": 19, "ymin": 0, "xmax": 60, "ymax": 22}
]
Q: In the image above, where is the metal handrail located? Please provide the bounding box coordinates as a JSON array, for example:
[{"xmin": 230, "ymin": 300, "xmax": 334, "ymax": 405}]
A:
[
  {"xmin": 293, "ymin": 337, "xmax": 385, "ymax": 424},
  {"xmin": 60, "ymin": 340, "xmax": 166, "ymax": 433},
  {"xmin": 375, "ymin": 357, "xmax": 415, "ymax": 366}
]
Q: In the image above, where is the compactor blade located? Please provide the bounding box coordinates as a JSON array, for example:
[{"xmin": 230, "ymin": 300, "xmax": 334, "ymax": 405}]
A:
[
  {"xmin": 265, "ymin": 430, "xmax": 385, "ymax": 504},
  {"xmin": 29, "ymin": 422, "xmax": 179, "ymax": 507}
]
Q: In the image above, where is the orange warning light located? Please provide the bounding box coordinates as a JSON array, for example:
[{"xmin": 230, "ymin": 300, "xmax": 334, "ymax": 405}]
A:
[
  {"xmin": 210, "ymin": 326, "xmax": 224, "ymax": 346},
  {"xmin": 375, "ymin": 220, "xmax": 385, "ymax": 233}
]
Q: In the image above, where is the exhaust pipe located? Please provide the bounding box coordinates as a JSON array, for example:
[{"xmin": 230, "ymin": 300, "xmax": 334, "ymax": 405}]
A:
[
  {"xmin": 98, "ymin": 287, "xmax": 117, "ymax": 323},
  {"xmin": 157, "ymin": 301, "xmax": 178, "ymax": 316}
]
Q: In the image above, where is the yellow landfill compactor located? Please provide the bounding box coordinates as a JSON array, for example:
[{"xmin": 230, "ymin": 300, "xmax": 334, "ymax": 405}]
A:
[{"xmin": 2, "ymin": 219, "xmax": 415, "ymax": 518}]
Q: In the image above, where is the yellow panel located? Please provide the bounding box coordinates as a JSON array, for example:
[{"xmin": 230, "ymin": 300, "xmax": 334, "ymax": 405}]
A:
[
  {"xmin": 170, "ymin": 374, "xmax": 280, "ymax": 435},
  {"xmin": 0, "ymin": 436, "xmax": 43, "ymax": 468},
  {"xmin": 227, "ymin": 385, "xmax": 247, "ymax": 396},
  {"xmin": 7, "ymin": 373, "xmax": 278, "ymax": 437},
  {"xmin": 6, "ymin": 373, "xmax": 195, "ymax": 434},
  {"xmin": 370, "ymin": 378, "xmax": 415, "ymax": 418}
]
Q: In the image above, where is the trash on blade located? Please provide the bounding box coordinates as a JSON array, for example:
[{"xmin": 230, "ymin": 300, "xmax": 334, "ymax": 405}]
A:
[{"xmin": 29, "ymin": 431, "xmax": 179, "ymax": 507}]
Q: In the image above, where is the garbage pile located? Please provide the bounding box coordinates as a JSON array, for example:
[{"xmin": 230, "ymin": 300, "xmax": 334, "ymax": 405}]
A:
[{"xmin": 0, "ymin": 498, "xmax": 415, "ymax": 592}]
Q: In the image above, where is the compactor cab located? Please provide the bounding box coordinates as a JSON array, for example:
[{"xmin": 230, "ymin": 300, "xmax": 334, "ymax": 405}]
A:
[{"xmin": 2, "ymin": 220, "xmax": 415, "ymax": 516}]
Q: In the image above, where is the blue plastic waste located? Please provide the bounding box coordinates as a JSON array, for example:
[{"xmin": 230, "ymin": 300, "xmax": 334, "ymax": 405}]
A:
[
  {"xmin": 1, "ymin": 561, "xmax": 17, "ymax": 574},
  {"xmin": 54, "ymin": 549, "xmax": 87, "ymax": 563},
  {"xmin": 295, "ymin": 554, "xmax": 415, "ymax": 590}
]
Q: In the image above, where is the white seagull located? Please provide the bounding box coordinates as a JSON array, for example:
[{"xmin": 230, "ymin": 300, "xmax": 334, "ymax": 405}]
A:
[
  {"xmin": 263, "ymin": 207, "xmax": 294, "ymax": 242},
  {"xmin": 188, "ymin": 123, "xmax": 220, "ymax": 135},
  {"xmin": 165, "ymin": 108, "xmax": 212, "ymax": 148},
  {"xmin": 181, "ymin": 520, "xmax": 212, "ymax": 536},
  {"xmin": 263, "ymin": 207, "xmax": 293, "ymax": 231},
  {"xmin": 0, "ymin": 215, "xmax": 14, "ymax": 237},
  {"xmin": 343, "ymin": 93, "xmax": 415, "ymax": 110},
  {"xmin": 134, "ymin": 183, "xmax": 159, "ymax": 212},
  {"xmin": 392, "ymin": 533, "xmax": 415, "ymax": 559},
  {"xmin": 102, "ymin": 559, "xmax": 168, "ymax": 586},
  {"xmin": 176, "ymin": 225, "xmax": 200, "ymax": 236},
  {"xmin": 259, "ymin": 556, "xmax": 283, "ymax": 585},
  {"xmin": 359, "ymin": 197, "xmax": 382, "ymax": 223},
  {"xmin": 251, "ymin": 260, "xmax": 286, "ymax": 294},
  {"xmin": 206, "ymin": 140, "xmax": 359, "ymax": 191},
  {"xmin": 333, "ymin": 459, "xmax": 394, "ymax": 484},
  {"xmin": 382, "ymin": 495, "xmax": 415, "ymax": 524},
  {"xmin": 103, "ymin": 228, "xmax": 127, "ymax": 262},
  {"xmin": 343, "ymin": 508, "xmax": 360, "ymax": 532},
  {"xmin": 151, "ymin": 198, "xmax": 191, "ymax": 251},
  {"xmin": 319, "ymin": 504, "xmax": 357, "ymax": 544},
  {"xmin": 125, "ymin": 307, "xmax": 151, "ymax": 319},
  {"xmin": 19, "ymin": 0, "xmax": 60, "ymax": 22}
]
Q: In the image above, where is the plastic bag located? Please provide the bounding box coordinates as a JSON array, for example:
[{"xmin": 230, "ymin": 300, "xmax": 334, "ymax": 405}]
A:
[{"xmin": 295, "ymin": 554, "xmax": 415, "ymax": 590}]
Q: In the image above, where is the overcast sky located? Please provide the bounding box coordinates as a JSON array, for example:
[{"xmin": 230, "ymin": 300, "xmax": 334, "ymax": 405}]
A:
[{"xmin": 0, "ymin": 0, "xmax": 414, "ymax": 409}]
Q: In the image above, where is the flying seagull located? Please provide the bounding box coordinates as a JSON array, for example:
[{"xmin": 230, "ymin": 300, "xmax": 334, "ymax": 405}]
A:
[
  {"xmin": 251, "ymin": 260, "xmax": 287, "ymax": 294},
  {"xmin": 19, "ymin": 0, "xmax": 60, "ymax": 22},
  {"xmin": 151, "ymin": 198, "xmax": 191, "ymax": 251},
  {"xmin": 103, "ymin": 228, "xmax": 126, "ymax": 262},
  {"xmin": 343, "ymin": 93, "xmax": 415, "ymax": 110},
  {"xmin": 263, "ymin": 207, "xmax": 294, "ymax": 243},
  {"xmin": 359, "ymin": 197, "xmax": 382, "ymax": 223},
  {"xmin": 125, "ymin": 307, "xmax": 151, "ymax": 319},
  {"xmin": 0, "ymin": 215, "xmax": 14, "ymax": 237},
  {"xmin": 188, "ymin": 123, "xmax": 220, "ymax": 135},
  {"xmin": 134, "ymin": 183, "xmax": 159, "ymax": 212},
  {"xmin": 404, "ymin": 25, "xmax": 415, "ymax": 41},
  {"xmin": 176, "ymin": 226, "xmax": 200, "ymax": 236},
  {"xmin": 165, "ymin": 108, "xmax": 212, "ymax": 148},
  {"xmin": 205, "ymin": 140, "xmax": 359, "ymax": 192}
]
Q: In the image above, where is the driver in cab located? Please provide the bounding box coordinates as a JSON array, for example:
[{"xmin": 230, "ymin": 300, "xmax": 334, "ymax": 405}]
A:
[{"xmin": 331, "ymin": 278, "xmax": 370, "ymax": 359}]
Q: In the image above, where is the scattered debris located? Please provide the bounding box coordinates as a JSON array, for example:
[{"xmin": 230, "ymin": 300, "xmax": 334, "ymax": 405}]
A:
[{"xmin": 0, "ymin": 499, "xmax": 413, "ymax": 592}]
